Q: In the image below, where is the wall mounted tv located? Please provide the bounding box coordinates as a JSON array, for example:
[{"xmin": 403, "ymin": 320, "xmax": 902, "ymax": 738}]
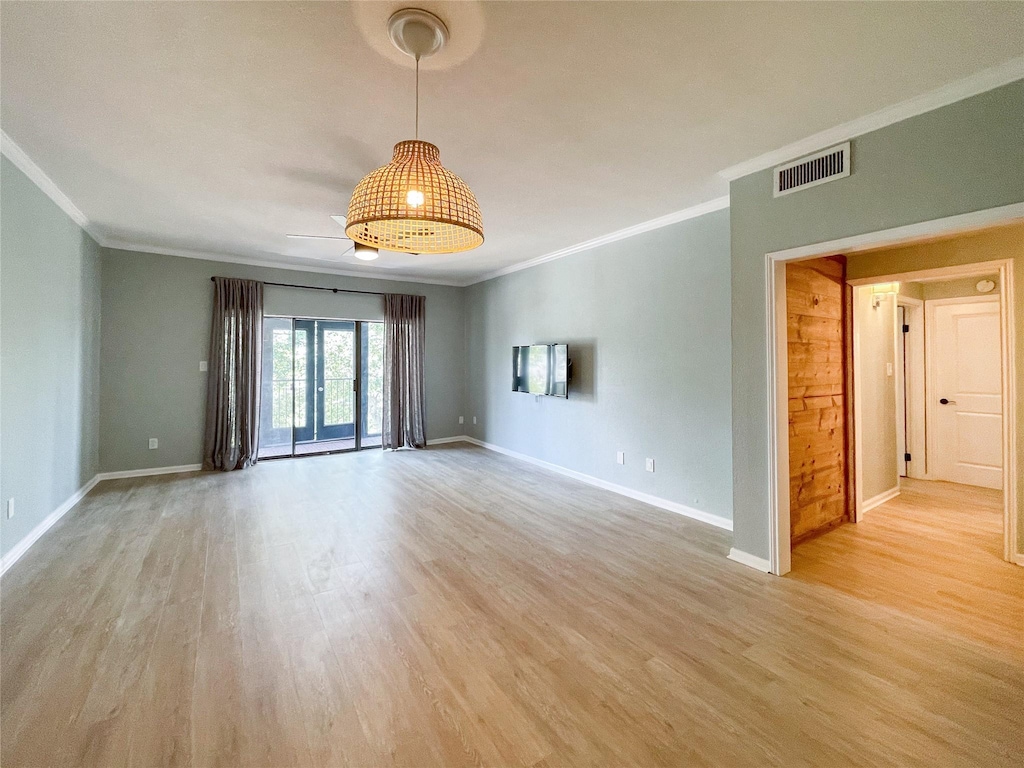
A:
[{"xmin": 512, "ymin": 344, "xmax": 569, "ymax": 398}]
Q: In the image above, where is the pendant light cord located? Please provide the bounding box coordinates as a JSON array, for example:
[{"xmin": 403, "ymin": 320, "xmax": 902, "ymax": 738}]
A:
[{"xmin": 414, "ymin": 55, "xmax": 420, "ymax": 140}]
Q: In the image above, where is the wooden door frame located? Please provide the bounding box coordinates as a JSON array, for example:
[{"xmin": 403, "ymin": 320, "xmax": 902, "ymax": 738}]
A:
[{"xmin": 764, "ymin": 202, "xmax": 1022, "ymax": 576}]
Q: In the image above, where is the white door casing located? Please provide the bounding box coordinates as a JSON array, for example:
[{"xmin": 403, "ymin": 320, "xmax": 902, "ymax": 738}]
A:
[{"xmin": 926, "ymin": 296, "xmax": 1002, "ymax": 489}]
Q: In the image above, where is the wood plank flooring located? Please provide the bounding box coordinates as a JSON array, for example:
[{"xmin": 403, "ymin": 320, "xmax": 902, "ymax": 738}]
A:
[
  {"xmin": 2, "ymin": 444, "xmax": 1022, "ymax": 766},
  {"xmin": 791, "ymin": 477, "xmax": 1023, "ymax": 652}
]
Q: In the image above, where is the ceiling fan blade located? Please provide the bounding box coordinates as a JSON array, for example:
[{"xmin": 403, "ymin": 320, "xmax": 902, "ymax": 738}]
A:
[{"xmin": 286, "ymin": 234, "xmax": 353, "ymax": 241}]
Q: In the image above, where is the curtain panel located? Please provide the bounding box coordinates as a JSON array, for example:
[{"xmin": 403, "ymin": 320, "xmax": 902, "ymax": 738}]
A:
[
  {"xmin": 203, "ymin": 277, "xmax": 264, "ymax": 471},
  {"xmin": 383, "ymin": 293, "xmax": 427, "ymax": 449}
]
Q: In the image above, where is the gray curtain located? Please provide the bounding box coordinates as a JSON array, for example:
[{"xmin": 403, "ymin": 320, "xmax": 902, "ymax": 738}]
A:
[
  {"xmin": 203, "ymin": 277, "xmax": 264, "ymax": 470},
  {"xmin": 383, "ymin": 293, "xmax": 427, "ymax": 449}
]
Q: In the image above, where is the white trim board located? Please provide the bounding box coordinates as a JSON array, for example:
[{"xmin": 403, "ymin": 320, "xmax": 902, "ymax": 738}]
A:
[
  {"xmin": 0, "ymin": 463, "xmax": 207, "ymax": 579},
  {"xmin": 861, "ymin": 486, "xmax": 901, "ymax": 515},
  {"xmin": 459, "ymin": 436, "xmax": 733, "ymax": 532},
  {"xmin": 719, "ymin": 57, "xmax": 1024, "ymax": 181},
  {"xmin": 96, "ymin": 464, "xmax": 203, "ymax": 481},
  {"xmin": 765, "ymin": 209, "xmax": 1020, "ymax": 576},
  {"xmin": 427, "ymin": 435, "xmax": 472, "ymax": 446},
  {"xmin": 464, "ymin": 196, "xmax": 730, "ymax": 286},
  {"xmin": 0, "ymin": 475, "xmax": 99, "ymax": 577},
  {"xmin": 727, "ymin": 548, "xmax": 771, "ymax": 573}
]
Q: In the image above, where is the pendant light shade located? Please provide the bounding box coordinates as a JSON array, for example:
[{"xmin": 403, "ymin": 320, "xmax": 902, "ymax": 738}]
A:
[{"xmin": 345, "ymin": 139, "xmax": 483, "ymax": 254}]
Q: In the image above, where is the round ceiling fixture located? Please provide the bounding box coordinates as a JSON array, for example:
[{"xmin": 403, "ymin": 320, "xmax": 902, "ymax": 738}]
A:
[
  {"xmin": 353, "ymin": 243, "xmax": 379, "ymax": 261},
  {"xmin": 976, "ymin": 279, "xmax": 996, "ymax": 293},
  {"xmin": 345, "ymin": 8, "xmax": 483, "ymax": 255}
]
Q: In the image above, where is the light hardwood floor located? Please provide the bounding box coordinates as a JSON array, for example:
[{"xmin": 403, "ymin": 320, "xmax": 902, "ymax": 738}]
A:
[
  {"xmin": 2, "ymin": 444, "xmax": 1022, "ymax": 766},
  {"xmin": 791, "ymin": 477, "xmax": 1023, "ymax": 652}
]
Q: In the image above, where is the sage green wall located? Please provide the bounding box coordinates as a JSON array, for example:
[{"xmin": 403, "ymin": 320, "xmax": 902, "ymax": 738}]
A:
[
  {"xmin": 100, "ymin": 249, "xmax": 467, "ymax": 471},
  {"xmin": 465, "ymin": 208, "xmax": 733, "ymax": 524},
  {"xmin": 730, "ymin": 80, "xmax": 1024, "ymax": 561},
  {"xmin": 0, "ymin": 156, "xmax": 102, "ymax": 559}
]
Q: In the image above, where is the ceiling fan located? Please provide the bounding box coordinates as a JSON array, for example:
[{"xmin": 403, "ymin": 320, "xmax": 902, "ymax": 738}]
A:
[{"xmin": 286, "ymin": 215, "xmax": 379, "ymax": 261}]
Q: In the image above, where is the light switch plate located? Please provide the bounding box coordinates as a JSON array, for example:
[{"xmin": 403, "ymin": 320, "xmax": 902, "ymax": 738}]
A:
[
  {"xmin": 645, "ymin": 458, "xmax": 655, "ymax": 472},
  {"xmin": 149, "ymin": 438, "xmax": 158, "ymax": 450},
  {"xmin": 6, "ymin": 499, "xmax": 13, "ymax": 519},
  {"xmin": 616, "ymin": 451, "xmax": 625, "ymax": 465},
  {"xmin": 199, "ymin": 361, "xmax": 208, "ymax": 372},
  {"xmin": 459, "ymin": 416, "xmax": 464, "ymax": 424},
  {"xmin": 473, "ymin": 416, "xmax": 477, "ymax": 424}
]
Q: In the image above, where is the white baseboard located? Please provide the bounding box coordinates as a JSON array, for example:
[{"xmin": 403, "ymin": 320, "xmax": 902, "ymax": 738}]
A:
[
  {"xmin": 727, "ymin": 547, "xmax": 772, "ymax": 573},
  {"xmin": 1, "ymin": 462, "xmax": 205, "ymax": 578},
  {"xmin": 460, "ymin": 436, "xmax": 732, "ymax": 531},
  {"xmin": 1013, "ymin": 553, "xmax": 1024, "ymax": 567},
  {"xmin": 427, "ymin": 435, "xmax": 472, "ymax": 446},
  {"xmin": 96, "ymin": 463, "xmax": 203, "ymax": 480},
  {"xmin": 861, "ymin": 486, "xmax": 901, "ymax": 514},
  {"xmin": 0, "ymin": 474, "xmax": 100, "ymax": 577}
]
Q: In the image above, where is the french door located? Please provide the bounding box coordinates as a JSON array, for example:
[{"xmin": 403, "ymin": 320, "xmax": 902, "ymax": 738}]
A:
[{"xmin": 259, "ymin": 318, "xmax": 383, "ymax": 458}]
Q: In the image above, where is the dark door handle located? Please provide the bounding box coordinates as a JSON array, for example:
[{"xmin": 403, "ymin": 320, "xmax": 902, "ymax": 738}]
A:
[{"xmin": 939, "ymin": 398, "xmax": 957, "ymax": 405}]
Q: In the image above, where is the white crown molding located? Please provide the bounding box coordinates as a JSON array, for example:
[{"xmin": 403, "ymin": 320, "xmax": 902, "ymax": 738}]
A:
[
  {"xmin": 0, "ymin": 129, "xmax": 102, "ymax": 241},
  {"xmin": 719, "ymin": 57, "xmax": 1024, "ymax": 181},
  {"xmin": 101, "ymin": 240, "xmax": 467, "ymax": 287},
  {"xmin": 465, "ymin": 195, "xmax": 730, "ymax": 286}
]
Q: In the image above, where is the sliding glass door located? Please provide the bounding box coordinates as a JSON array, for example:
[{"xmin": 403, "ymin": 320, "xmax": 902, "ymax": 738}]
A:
[{"xmin": 259, "ymin": 318, "xmax": 383, "ymax": 458}]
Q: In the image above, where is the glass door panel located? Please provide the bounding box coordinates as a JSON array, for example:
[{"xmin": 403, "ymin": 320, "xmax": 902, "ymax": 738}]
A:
[
  {"xmin": 259, "ymin": 317, "xmax": 381, "ymax": 458},
  {"xmin": 260, "ymin": 317, "xmax": 295, "ymax": 457},
  {"xmin": 360, "ymin": 321, "xmax": 385, "ymax": 448},
  {"xmin": 292, "ymin": 320, "xmax": 315, "ymax": 444},
  {"xmin": 317, "ymin": 321, "xmax": 356, "ymax": 441}
]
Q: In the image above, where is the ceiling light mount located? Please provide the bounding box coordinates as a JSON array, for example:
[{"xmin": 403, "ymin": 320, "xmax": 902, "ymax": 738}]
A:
[{"xmin": 387, "ymin": 8, "xmax": 449, "ymax": 60}]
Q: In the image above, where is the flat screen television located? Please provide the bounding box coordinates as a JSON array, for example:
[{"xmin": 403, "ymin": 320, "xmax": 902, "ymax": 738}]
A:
[{"xmin": 512, "ymin": 344, "xmax": 569, "ymax": 397}]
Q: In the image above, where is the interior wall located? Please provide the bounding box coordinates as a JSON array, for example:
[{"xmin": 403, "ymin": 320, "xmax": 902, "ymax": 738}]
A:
[
  {"xmin": 0, "ymin": 156, "xmax": 102, "ymax": 559},
  {"xmin": 730, "ymin": 80, "xmax": 1024, "ymax": 562},
  {"xmin": 786, "ymin": 257, "xmax": 849, "ymax": 542},
  {"xmin": 465, "ymin": 208, "xmax": 733, "ymax": 524},
  {"xmin": 853, "ymin": 285, "xmax": 899, "ymax": 503},
  {"xmin": 100, "ymin": 248, "xmax": 467, "ymax": 472}
]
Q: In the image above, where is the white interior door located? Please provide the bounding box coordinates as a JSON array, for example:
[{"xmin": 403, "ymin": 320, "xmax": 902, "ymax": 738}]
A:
[{"xmin": 926, "ymin": 298, "xmax": 1002, "ymax": 489}]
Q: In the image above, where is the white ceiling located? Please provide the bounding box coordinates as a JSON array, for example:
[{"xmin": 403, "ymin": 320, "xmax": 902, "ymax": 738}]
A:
[{"xmin": 2, "ymin": 1, "xmax": 1022, "ymax": 285}]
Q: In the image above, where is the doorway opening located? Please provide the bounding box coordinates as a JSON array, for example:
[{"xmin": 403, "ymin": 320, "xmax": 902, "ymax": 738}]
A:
[
  {"xmin": 259, "ymin": 317, "xmax": 384, "ymax": 458},
  {"xmin": 770, "ymin": 219, "xmax": 1022, "ymax": 652}
]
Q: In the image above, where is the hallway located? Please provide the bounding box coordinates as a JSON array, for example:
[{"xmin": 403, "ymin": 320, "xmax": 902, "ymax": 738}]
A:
[{"xmin": 791, "ymin": 478, "xmax": 1022, "ymax": 652}]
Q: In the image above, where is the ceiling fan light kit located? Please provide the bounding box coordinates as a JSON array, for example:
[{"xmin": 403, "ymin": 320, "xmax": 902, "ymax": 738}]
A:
[{"xmin": 345, "ymin": 8, "xmax": 483, "ymax": 255}]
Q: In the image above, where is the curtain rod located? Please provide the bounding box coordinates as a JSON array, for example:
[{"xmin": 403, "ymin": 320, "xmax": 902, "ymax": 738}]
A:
[{"xmin": 209, "ymin": 276, "xmax": 422, "ymax": 298}]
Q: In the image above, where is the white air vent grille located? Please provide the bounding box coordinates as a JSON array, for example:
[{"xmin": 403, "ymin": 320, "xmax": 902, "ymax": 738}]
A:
[{"xmin": 773, "ymin": 142, "xmax": 850, "ymax": 197}]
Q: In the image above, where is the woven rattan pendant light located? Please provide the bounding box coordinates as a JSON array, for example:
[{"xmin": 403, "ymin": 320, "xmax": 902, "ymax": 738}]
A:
[{"xmin": 346, "ymin": 9, "xmax": 483, "ymax": 255}]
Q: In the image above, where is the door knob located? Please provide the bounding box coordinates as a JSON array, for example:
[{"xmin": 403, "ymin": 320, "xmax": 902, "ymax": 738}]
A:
[
  {"xmin": 318, "ymin": 387, "xmax": 324, "ymax": 392},
  {"xmin": 939, "ymin": 398, "xmax": 956, "ymax": 405}
]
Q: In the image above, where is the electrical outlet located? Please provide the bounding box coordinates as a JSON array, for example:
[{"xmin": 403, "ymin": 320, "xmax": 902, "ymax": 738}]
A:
[
  {"xmin": 473, "ymin": 416, "xmax": 477, "ymax": 425},
  {"xmin": 199, "ymin": 361, "xmax": 208, "ymax": 372},
  {"xmin": 149, "ymin": 438, "xmax": 158, "ymax": 450},
  {"xmin": 6, "ymin": 499, "xmax": 13, "ymax": 520},
  {"xmin": 645, "ymin": 458, "xmax": 655, "ymax": 473},
  {"xmin": 886, "ymin": 362, "xmax": 894, "ymax": 377},
  {"xmin": 616, "ymin": 451, "xmax": 625, "ymax": 465},
  {"xmin": 458, "ymin": 416, "xmax": 464, "ymax": 424}
]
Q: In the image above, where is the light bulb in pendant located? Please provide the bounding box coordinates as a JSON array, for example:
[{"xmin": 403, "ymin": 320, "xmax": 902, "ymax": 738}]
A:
[{"xmin": 406, "ymin": 189, "xmax": 424, "ymax": 208}]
